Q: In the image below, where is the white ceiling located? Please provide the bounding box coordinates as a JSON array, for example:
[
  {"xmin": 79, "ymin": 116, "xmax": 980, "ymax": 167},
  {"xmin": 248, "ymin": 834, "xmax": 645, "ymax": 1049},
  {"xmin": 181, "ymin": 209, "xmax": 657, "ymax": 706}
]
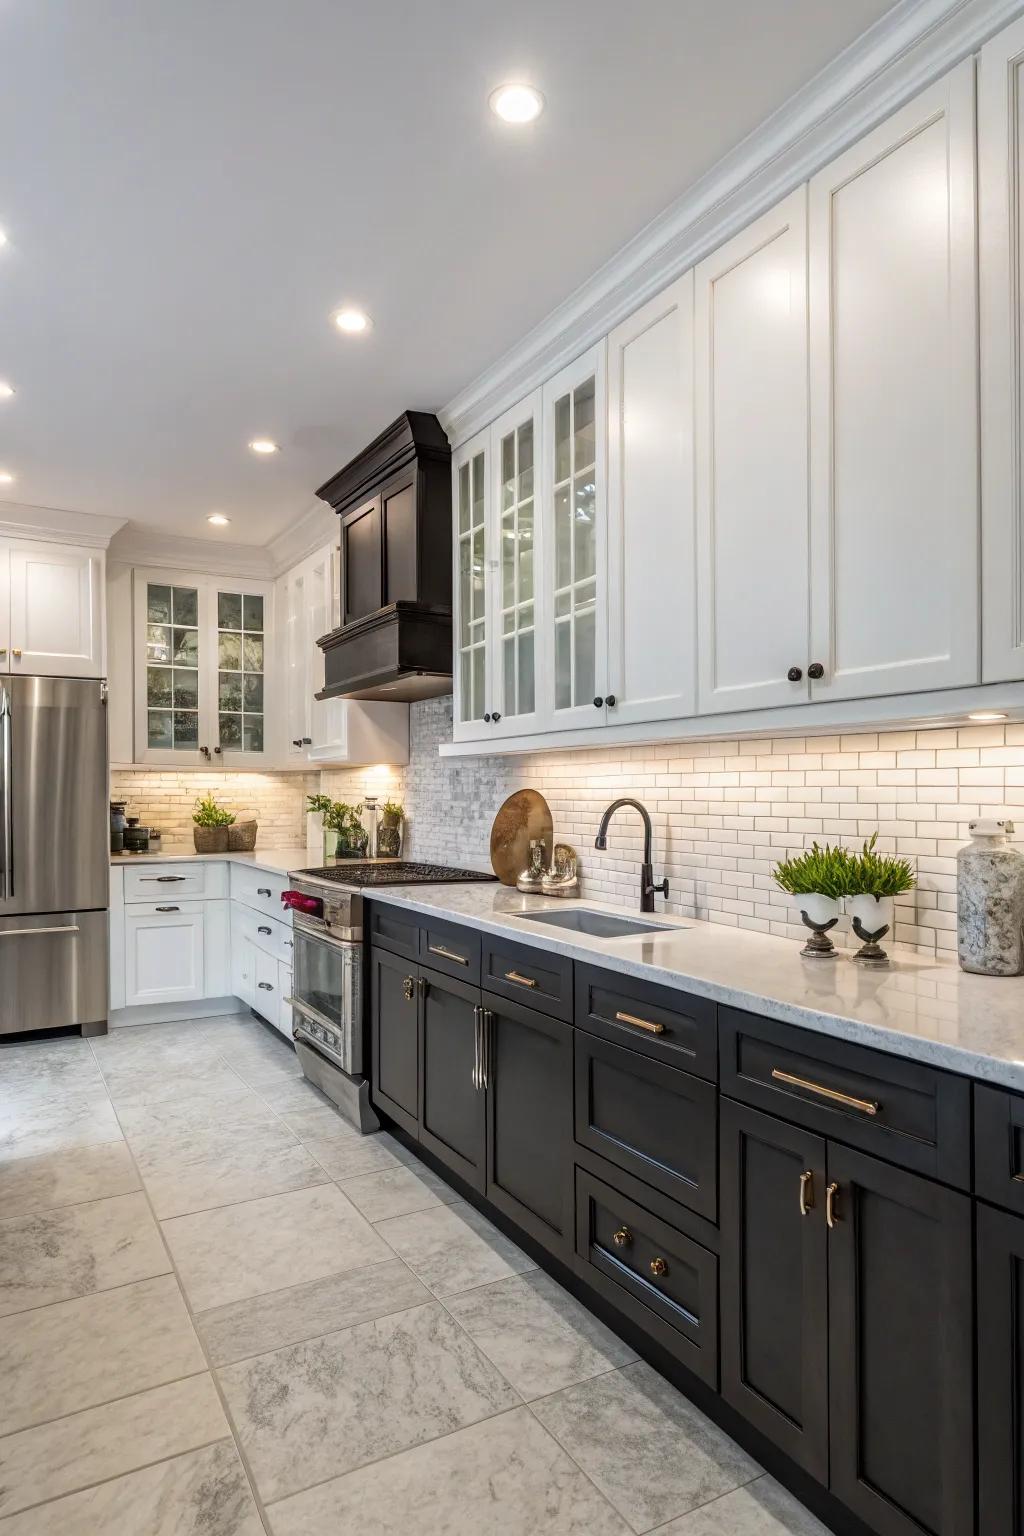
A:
[{"xmin": 0, "ymin": 0, "xmax": 897, "ymax": 547}]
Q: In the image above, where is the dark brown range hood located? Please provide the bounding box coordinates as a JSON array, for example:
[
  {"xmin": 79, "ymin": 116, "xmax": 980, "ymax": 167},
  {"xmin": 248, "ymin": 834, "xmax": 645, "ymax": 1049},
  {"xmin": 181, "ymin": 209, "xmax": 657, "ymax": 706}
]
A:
[{"xmin": 315, "ymin": 411, "xmax": 452, "ymax": 703}]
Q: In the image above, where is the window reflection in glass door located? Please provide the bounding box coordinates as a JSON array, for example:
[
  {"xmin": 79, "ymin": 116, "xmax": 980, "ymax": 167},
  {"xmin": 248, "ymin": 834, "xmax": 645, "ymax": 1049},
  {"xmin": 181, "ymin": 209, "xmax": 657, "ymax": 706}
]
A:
[
  {"xmin": 498, "ymin": 416, "xmax": 536, "ymax": 718},
  {"xmin": 217, "ymin": 591, "xmax": 265, "ymax": 752},
  {"xmin": 552, "ymin": 375, "xmax": 597, "ymax": 711},
  {"xmin": 457, "ymin": 450, "xmax": 488, "ymax": 722}
]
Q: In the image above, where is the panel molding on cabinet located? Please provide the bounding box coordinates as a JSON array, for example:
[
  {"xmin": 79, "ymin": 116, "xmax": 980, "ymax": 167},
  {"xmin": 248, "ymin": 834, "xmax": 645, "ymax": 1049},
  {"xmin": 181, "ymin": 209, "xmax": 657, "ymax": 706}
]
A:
[
  {"xmin": 808, "ymin": 60, "xmax": 978, "ymax": 702},
  {"xmin": 451, "ymin": 429, "xmax": 493, "ymax": 741},
  {"xmin": 489, "ymin": 391, "xmax": 544, "ymax": 740},
  {"xmin": 607, "ymin": 272, "xmax": 697, "ymax": 726},
  {"xmin": 7, "ymin": 542, "xmax": 104, "ymax": 678},
  {"xmin": 980, "ymin": 16, "xmax": 1024, "ymax": 682},
  {"xmin": 695, "ymin": 188, "xmax": 811, "ymax": 715}
]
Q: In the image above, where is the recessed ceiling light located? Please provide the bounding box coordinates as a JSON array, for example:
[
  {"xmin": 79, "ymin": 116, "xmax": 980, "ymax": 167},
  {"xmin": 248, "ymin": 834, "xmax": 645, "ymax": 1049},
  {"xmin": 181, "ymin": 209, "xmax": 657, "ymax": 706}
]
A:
[
  {"xmin": 0, "ymin": 471, "xmax": 14, "ymax": 484},
  {"xmin": 333, "ymin": 307, "xmax": 372, "ymax": 334},
  {"xmin": 489, "ymin": 83, "xmax": 544, "ymax": 124},
  {"xmin": 207, "ymin": 512, "xmax": 231, "ymax": 526},
  {"xmin": 248, "ymin": 439, "xmax": 279, "ymax": 455},
  {"xmin": 968, "ymin": 710, "xmax": 1008, "ymax": 722},
  {"xmin": 0, "ymin": 229, "xmax": 8, "ymax": 248},
  {"xmin": 0, "ymin": 382, "xmax": 14, "ymax": 400}
]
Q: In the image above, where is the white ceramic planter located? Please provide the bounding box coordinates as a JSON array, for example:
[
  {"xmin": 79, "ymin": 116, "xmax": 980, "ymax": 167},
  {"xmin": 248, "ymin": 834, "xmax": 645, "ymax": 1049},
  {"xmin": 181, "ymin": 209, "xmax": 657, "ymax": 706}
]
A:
[
  {"xmin": 793, "ymin": 892, "xmax": 841, "ymax": 925},
  {"xmin": 847, "ymin": 894, "xmax": 894, "ymax": 933}
]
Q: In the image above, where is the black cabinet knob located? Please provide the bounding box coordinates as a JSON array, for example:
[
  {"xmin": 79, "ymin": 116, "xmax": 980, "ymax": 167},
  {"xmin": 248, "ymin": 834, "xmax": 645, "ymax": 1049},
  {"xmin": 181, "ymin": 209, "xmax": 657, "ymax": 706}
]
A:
[
  {"xmin": 492, "ymin": 712, "xmax": 501, "ymax": 723},
  {"xmin": 594, "ymin": 697, "xmax": 604, "ymax": 708},
  {"xmin": 808, "ymin": 662, "xmax": 825, "ymax": 680},
  {"xmin": 605, "ymin": 694, "xmax": 616, "ymax": 707},
  {"xmin": 301, "ymin": 736, "xmax": 312, "ymax": 745},
  {"xmin": 292, "ymin": 739, "xmax": 303, "ymax": 747},
  {"xmin": 787, "ymin": 667, "xmax": 803, "ymax": 682},
  {"xmin": 483, "ymin": 713, "xmax": 491, "ymax": 723}
]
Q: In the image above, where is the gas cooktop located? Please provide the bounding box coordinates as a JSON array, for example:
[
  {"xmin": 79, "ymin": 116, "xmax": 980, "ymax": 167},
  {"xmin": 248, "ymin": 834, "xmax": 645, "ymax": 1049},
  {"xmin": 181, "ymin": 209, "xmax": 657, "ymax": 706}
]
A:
[{"xmin": 295, "ymin": 861, "xmax": 497, "ymax": 887}]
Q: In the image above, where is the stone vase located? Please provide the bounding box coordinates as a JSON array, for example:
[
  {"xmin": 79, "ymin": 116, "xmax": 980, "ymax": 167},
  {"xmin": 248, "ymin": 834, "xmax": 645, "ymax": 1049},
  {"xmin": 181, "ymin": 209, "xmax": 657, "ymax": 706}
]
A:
[{"xmin": 957, "ymin": 819, "xmax": 1024, "ymax": 975}]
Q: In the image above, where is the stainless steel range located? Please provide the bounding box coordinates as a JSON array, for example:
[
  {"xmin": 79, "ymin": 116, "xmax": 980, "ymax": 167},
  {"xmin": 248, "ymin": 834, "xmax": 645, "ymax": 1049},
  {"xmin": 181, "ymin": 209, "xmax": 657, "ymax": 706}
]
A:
[{"xmin": 282, "ymin": 861, "xmax": 496, "ymax": 1131}]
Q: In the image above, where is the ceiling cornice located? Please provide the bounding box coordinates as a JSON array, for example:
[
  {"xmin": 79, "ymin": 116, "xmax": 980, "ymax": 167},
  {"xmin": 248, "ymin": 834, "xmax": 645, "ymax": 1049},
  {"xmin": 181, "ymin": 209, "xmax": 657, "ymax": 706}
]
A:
[
  {"xmin": 265, "ymin": 500, "xmax": 337, "ymax": 577},
  {"xmin": 440, "ymin": 0, "xmax": 1024, "ymax": 447},
  {"xmin": 0, "ymin": 501, "xmax": 127, "ymax": 549},
  {"xmin": 108, "ymin": 523, "xmax": 274, "ymax": 578}
]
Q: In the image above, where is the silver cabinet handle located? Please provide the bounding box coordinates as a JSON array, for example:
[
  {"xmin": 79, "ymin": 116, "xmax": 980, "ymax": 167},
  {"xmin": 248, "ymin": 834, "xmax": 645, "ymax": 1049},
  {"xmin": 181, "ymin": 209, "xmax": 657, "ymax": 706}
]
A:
[
  {"xmin": 258, "ymin": 925, "xmax": 272, "ymax": 935},
  {"xmin": 472, "ymin": 1005, "xmax": 481, "ymax": 1091},
  {"xmin": 155, "ymin": 905, "xmax": 180, "ymax": 912},
  {"xmin": 0, "ymin": 924, "xmax": 80, "ymax": 938},
  {"xmin": 143, "ymin": 875, "xmax": 187, "ymax": 883}
]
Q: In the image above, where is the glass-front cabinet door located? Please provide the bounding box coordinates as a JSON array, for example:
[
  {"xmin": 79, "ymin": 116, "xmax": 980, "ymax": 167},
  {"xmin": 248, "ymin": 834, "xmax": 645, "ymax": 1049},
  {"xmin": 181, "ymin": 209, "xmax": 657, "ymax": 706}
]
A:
[
  {"xmin": 542, "ymin": 343, "xmax": 608, "ymax": 730},
  {"xmin": 489, "ymin": 390, "xmax": 542, "ymax": 736},
  {"xmin": 452, "ymin": 429, "xmax": 493, "ymax": 741}
]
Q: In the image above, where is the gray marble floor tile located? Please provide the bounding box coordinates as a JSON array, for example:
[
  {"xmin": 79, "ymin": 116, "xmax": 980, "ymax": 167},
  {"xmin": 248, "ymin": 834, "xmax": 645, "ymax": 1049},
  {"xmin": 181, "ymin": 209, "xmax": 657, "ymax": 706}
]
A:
[
  {"xmin": 219, "ymin": 1300, "xmax": 518, "ymax": 1502},
  {"xmin": 0, "ymin": 1273, "xmax": 205, "ymax": 1435},
  {"xmin": 0, "ymin": 1094, "xmax": 123, "ymax": 1162},
  {"xmin": 531, "ymin": 1362, "xmax": 760, "ymax": 1533},
  {"xmin": 0, "ymin": 1191, "xmax": 169, "ymax": 1316},
  {"xmin": 163, "ymin": 1182, "xmax": 392, "ymax": 1310},
  {"xmin": 375, "ymin": 1199, "xmax": 536, "ymax": 1297},
  {"xmin": 90, "ymin": 1020, "xmax": 210, "ymax": 1053},
  {"xmin": 339, "ymin": 1160, "xmax": 461, "ymax": 1221},
  {"xmin": 445, "ymin": 1269, "xmax": 638, "ymax": 1399},
  {"xmin": 0, "ymin": 1141, "xmax": 140, "ymax": 1217},
  {"xmin": 196, "ymin": 1257, "xmax": 430, "ymax": 1365},
  {"xmin": 248, "ymin": 1075, "xmax": 332, "ymax": 1112},
  {"xmin": 267, "ymin": 1405, "xmax": 629, "ymax": 1536},
  {"xmin": 303, "ymin": 1129, "xmax": 413, "ymax": 1180},
  {"xmin": 277, "ymin": 1103, "xmax": 363, "ymax": 1141},
  {"xmin": 0, "ymin": 1041, "xmax": 105, "ymax": 1100},
  {"xmin": 132, "ymin": 1120, "xmax": 326, "ymax": 1218},
  {"xmin": 657, "ymin": 1476, "xmax": 836, "ymax": 1535},
  {"xmin": 99, "ymin": 1059, "xmax": 248, "ymax": 1106},
  {"xmin": 115, "ymin": 1084, "xmax": 279, "ymax": 1141},
  {"xmin": 0, "ymin": 1438, "xmax": 264, "ymax": 1536},
  {"xmin": 0, "ymin": 1372, "xmax": 228, "ymax": 1517},
  {"xmin": 226, "ymin": 1050, "xmax": 304, "ymax": 1087}
]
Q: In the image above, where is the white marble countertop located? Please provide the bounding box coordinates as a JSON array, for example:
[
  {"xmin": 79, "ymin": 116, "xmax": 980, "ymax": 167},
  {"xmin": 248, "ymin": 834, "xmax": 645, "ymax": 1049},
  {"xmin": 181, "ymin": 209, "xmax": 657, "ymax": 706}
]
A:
[
  {"xmin": 361, "ymin": 882, "xmax": 1024, "ymax": 1091},
  {"xmin": 110, "ymin": 846, "xmax": 312, "ymax": 877}
]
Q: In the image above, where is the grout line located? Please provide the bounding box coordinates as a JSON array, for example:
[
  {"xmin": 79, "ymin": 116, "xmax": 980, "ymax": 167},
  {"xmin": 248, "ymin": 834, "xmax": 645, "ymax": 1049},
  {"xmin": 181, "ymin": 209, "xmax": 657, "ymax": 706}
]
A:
[
  {"xmin": 0, "ymin": 1434, "xmax": 234, "ymax": 1522},
  {"xmin": 0, "ymin": 1261, "xmax": 175, "ymax": 1322},
  {"xmin": 640, "ymin": 1473, "xmax": 773, "ymax": 1534},
  {"xmin": 0, "ymin": 1364, "xmax": 210, "ymax": 1445}
]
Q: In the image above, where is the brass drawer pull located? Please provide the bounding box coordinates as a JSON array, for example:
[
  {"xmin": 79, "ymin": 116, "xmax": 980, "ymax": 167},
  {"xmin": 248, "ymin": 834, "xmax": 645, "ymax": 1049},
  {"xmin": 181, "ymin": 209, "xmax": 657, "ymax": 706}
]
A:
[
  {"xmin": 612, "ymin": 1226, "xmax": 632, "ymax": 1248},
  {"xmin": 826, "ymin": 1181, "xmax": 839, "ymax": 1229},
  {"xmin": 799, "ymin": 1170, "xmax": 814, "ymax": 1216},
  {"xmin": 505, "ymin": 970, "xmax": 537, "ymax": 988},
  {"xmin": 428, "ymin": 944, "xmax": 468, "ymax": 965},
  {"xmin": 402, "ymin": 976, "xmax": 415, "ymax": 1002},
  {"xmin": 649, "ymin": 1257, "xmax": 668, "ymax": 1277},
  {"xmin": 615, "ymin": 1010, "xmax": 665, "ymax": 1036},
  {"xmin": 771, "ymin": 1067, "xmax": 879, "ymax": 1117}
]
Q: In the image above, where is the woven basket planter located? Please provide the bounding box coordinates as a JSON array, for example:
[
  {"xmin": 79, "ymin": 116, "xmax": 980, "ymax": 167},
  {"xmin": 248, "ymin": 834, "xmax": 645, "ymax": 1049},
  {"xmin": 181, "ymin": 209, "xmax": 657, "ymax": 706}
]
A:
[
  {"xmin": 193, "ymin": 824, "xmax": 229, "ymax": 853},
  {"xmin": 228, "ymin": 821, "xmax": 258, "ymax": 852}
]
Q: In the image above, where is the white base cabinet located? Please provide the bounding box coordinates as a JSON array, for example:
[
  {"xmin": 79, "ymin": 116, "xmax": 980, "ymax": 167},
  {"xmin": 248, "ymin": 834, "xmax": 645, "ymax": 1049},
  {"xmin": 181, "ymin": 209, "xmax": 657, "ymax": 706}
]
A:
[{"xmin": 124, "ymin": 902, "xmax": 208, "ymax": 1009}]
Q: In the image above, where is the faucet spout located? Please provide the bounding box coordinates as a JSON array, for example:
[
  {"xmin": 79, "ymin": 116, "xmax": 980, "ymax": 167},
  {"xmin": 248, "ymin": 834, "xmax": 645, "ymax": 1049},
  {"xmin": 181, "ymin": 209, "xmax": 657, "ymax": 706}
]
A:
[{"xmin": 594, "ymin": 798, "xmax": 668, "ymax": 913}]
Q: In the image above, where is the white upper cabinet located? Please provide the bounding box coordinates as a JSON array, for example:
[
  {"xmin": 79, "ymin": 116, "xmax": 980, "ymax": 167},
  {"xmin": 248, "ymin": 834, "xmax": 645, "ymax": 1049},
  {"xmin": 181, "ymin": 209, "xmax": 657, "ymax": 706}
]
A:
[
  {"xmin": 808, "ymin": 61, "xmax": 978, "ymax": 701},
  {"xmin": 452, "ymin": 430, "xmax": 492, "ymax": 741},
  {"xmin": 4, "ymin": 541, "xmax": 104, "ymax": 678},
  {"xmin": 695, "ymin": 189, "xmax": 810, "ymax": 715},
  {"xmin": 490, "ymin": 391, "xmax": 542, "ymax": 738},
  {"xmin": 542, "ymin": 344, "xmax": 608, "ymax": 731},
  {"xmin": 607, "ymin": 273, "xmax": 697, "ymax": 726},
  {"xmin": 980, "ymin": 17, "xmax": 1024, "ymax": 683}
]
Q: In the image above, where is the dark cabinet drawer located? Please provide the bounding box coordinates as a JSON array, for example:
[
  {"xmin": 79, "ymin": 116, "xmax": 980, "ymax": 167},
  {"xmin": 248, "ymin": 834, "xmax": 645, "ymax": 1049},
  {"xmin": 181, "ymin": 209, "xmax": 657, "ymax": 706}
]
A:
[
  {"xmin": 575, "ymin": 1032, "xmax": 717, "ymax": 1221},
  {"xmin": 720, "ymin": 1008, "xmax": 970, "ymax": 1188},
  {"xmin": 575, "ymin": 1167, "xmax": 718, "ymax": 1388},
  {"xmin": 975, "ymin": 1083, "xmax": 1024, "ymax": 1215},
  {"xmin": 417, "ymin": 918, "xmax": 480, "ymax": 984},
  {"xmin": 481, "ymin": 936, "xmax": 572, "ymax": 1022},
  {"xmin": 576, "ymin": 965, "xmax": 717, "ymax": 1082},
  {"xmin": 369, "ymin": 903, "xmax": 419, "ymax": 961}
]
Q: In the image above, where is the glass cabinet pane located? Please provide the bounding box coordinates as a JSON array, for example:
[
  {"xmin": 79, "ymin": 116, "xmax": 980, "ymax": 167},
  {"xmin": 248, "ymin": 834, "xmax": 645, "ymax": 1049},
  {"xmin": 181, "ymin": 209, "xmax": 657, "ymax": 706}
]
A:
[
  {"xmin": 457, "ymin": 449, "xmax": 488, "ymax": 723},
  {"xmin": 495, "ymin": 416, "xmax": 537, "ymax": 719},
  {"xmin": 217, "ymin": 588, "xmax": 264, "ymax": 753},
  {"xmin": 550, "ymin": 374, "xmax": 598, "ymax": 714},
  {"xmin": 146, "ymin": 583, "xmax": 199, "ymax": 749}
]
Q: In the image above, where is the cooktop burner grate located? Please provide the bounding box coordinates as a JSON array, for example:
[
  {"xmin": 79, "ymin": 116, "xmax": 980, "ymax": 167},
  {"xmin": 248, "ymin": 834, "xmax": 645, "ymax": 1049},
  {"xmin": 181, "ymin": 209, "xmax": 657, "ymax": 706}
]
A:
[{"xmin": 296, "ymin": 862, "xmax": 497, "ymax": 886}]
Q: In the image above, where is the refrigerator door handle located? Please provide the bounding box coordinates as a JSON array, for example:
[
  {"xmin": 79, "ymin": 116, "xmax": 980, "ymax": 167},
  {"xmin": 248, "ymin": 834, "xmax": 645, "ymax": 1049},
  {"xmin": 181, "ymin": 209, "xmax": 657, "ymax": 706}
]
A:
[
  {"xmin": 0, "ymin": 686, "xmax": 11, "ymax": 902},
  {"xmin": 0, "ymin": 924, "xmax": 80, "ymax": 938}
]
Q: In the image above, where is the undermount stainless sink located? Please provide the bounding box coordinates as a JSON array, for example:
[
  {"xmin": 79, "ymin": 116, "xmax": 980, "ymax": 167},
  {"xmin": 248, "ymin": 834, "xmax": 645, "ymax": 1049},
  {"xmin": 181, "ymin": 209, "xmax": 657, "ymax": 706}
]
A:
[{"xmin": 515, "ymin": 908, "xmax": 678, "ymax": 939}]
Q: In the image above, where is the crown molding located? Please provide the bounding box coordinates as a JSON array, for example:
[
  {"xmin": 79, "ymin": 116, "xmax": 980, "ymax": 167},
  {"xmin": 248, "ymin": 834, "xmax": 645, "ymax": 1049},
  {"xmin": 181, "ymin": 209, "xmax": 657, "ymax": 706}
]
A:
[
  {"xmin": 265, "ymin": 500, "xmax": 337, "ymax": 576},
  {"xmin": 441, "ymin": 0, "xmax": 1024, "ymax": 447},
  {"xmin": 108, "ymin": 523, "xmax": 274, "ymax": 578},
  {"xmin": 0, "ymin": 501, "xmax": 127, "ymax": 549}
]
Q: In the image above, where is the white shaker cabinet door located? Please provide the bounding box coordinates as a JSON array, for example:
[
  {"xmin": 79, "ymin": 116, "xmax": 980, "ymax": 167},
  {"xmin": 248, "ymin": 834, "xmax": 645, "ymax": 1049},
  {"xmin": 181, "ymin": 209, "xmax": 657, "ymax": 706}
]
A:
[
  {"xmin": 695, "ymin": 188, "xmax": 811, "ymax": 714},
  {"xmin": 489, "ymin": 390, "xmax": 543, "ymax": 739},
  {"xmin": 981, "ymin": 18, "xmax": 1024, "ymax": 682},
  {"xmin": 125, "ymin": 904, "xmax": 205, "ymax": 1007},
  {"xmin": 607, "ymin": 272, "xmax": 697, "ymax": 726},
  {"xmin": 808, "ymin": 60, "xmax": 978, "ymax": 701},
  {"xmin": 8, "ymin": 542, "xmax": 104, "ymax": 678}
]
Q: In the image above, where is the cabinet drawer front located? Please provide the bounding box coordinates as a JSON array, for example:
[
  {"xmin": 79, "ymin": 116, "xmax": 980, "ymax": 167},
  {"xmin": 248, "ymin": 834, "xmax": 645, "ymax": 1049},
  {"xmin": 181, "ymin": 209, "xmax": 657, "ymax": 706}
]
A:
[
  {"xmin": 230, "ymin": 866, "xmax": 290, "ymax": 921},
  {"xmin": 124, "ymin": 863, "xmax": 225, "ymax": 902},
  {"xmin": 575, "ymin": 1033, "xmax": 717, "ymax": 1220},
  {"xmin": 575, "ymin": 1168, "xmax": 718, "ymax": 1387},
  {"xmin": 418, "ymin": 919, "xmax": 480, "ymax": 984},
  {"xmin": 576, "ymin": 965, "xmax": 717, "ymax": 1082},
  {"xmin": 253, "ymin": 948, "xmax": 281, "ymax": 1018},
  {"xmin": 277, "ymin": 967, "xmax": 293, "ymax": 1043},
  {"xmin": 720, "ymin": 1008, "xmax": 970, "ymax": 1187},
  {"xmin": 369, "ymin": 903, "xmax": 419, "ymax": 961},
  {"xmin": 975, "ymin": 1083, "xmax": 1024, "ymax": 1215},
  {"xmin": 481, "ymin": 937, "xmax": 572, "ymax": 1021},
  {"xmin": 233, "ymin": 903, "xmax": 293, "ymax": 967}
]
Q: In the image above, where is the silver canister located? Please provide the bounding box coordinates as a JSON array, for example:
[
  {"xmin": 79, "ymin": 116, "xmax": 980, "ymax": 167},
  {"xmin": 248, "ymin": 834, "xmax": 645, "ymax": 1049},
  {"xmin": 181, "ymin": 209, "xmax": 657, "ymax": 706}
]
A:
[{"xmin": 957, "ymin": 818, "xmax": 1024, "ymax": 975}]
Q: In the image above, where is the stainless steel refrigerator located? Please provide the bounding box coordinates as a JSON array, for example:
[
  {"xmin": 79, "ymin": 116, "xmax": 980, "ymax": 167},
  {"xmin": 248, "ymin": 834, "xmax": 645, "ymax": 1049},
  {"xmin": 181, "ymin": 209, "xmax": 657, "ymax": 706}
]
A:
[{"xmin": 0, "ymin": 676, "xmax": 109, "ymax": 1037}]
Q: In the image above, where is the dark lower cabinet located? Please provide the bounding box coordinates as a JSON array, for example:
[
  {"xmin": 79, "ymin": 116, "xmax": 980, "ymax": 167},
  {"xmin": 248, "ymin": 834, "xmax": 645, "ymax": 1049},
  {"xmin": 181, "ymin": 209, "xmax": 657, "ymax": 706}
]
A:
[
  {"xmin": 484, "ymin": 993, "xmax": 574, "ymax": 1258},
  {"xmin": 720, "ymin": 1098, "xmax": 829, "ymax": 1481},
  {"xmin": 370, "ymin": 946, "xmax": 420, "ymax": 1136},
  {"xmin": 977, "ymin": 1201, "xmax": 1024, "ymax": 1535},
  {"xmin": 418, "ymin": 965, "xmax": 486, "ymax": 1192},
  {"xmin": 826, "ymin": 1147, "xmax": 973, "ymax": 1536}
]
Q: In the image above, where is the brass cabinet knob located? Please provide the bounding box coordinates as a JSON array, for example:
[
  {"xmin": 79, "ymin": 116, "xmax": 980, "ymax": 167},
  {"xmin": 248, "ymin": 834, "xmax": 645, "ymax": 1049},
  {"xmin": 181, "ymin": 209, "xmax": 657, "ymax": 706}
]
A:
[
  {"xmin": 0, "ymin": 648, "xmax": 6, "ymax": 658},
  {"xmin": 612, "ymin": 1226, "xmax": 632, "ymax": 1249},
  {"xmin": 402, "ymin": 976, "xmax": 415, "ymax": 1002},
  {"xmin": 649, "ymin": 1257, "xmax": 668, "ymax": 1278},
  {"xmin": 11, "ymin": 648, "xmax": 21, "ymax": 659}
]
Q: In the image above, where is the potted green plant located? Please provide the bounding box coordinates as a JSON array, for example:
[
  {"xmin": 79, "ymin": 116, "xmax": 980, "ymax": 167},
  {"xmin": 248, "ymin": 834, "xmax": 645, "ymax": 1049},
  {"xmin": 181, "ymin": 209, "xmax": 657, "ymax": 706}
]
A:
[
  {"xmin": 846, "ymin": 833, "xmax": 915, "ymax": 962},
  {"xmin": 377, "ymin": 799, "xmax": 404, "ymax": 859},
  {"xmin": 306, "ymin": 793, "xmax": 334, "ymax": 858},
  {"xmin": 772, "ymin": 842, "xmax": 853, "ymax": 957},
  {"xmin": 192, "ymin": 793, "xmax": 235, "ymax": 853},
  {"xmin": 327, "ymin": 799, "xmax": 368, "ymax": 858}
]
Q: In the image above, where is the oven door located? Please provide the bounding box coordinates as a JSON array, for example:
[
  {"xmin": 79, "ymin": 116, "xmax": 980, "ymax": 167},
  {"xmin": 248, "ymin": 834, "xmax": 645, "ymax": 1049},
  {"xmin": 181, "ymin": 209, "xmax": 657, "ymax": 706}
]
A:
[{"xmin": 290, "ymin": 923, "xmax": 362, "ymax": 1075}]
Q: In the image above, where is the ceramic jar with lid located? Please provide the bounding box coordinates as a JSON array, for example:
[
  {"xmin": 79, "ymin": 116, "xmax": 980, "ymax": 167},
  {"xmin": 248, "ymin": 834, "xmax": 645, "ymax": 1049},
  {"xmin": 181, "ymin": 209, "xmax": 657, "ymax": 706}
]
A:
[{"xmin": 957, "ymin": 818, "xmax": 1024, "ymax": 975}]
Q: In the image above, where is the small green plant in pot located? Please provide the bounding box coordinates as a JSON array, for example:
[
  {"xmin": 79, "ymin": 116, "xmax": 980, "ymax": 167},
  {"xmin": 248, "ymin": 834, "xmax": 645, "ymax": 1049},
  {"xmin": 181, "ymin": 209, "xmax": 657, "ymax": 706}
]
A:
[
  {"xmin": 377, "ymin": 799, "xmax": 404, "ymax": 858},
  {"xmin": 192, "ymin": 793, "xmax": 235, "ymax": 853},
  {"xmin": 846, "ymin": 833, "xmax": 915, "ymax": 963},
  {"xmin": 772, "ymin": 842, "xmax": 853, "ymax": 958},
  {"xmin": 321, "ymin": 799, "xmax": 367, "ymax": 859}
]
